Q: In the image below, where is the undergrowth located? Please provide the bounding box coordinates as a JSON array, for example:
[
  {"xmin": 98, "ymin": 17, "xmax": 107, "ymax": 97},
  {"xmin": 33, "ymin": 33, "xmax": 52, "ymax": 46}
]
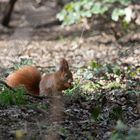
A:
[
  {"xmin": 64, "ymin": 60, "xmax": 140, "ymax": 139},
  {"xmin": 65, "ymin": 61, "xmax": 140, "ymax": 99},
  {"xmin": 57, "ymin": 0, "xmax": 138, "ymax": 26},
  {"xmin": 0, "ymin": 85, "xmax": 27, "ymax": 106}
]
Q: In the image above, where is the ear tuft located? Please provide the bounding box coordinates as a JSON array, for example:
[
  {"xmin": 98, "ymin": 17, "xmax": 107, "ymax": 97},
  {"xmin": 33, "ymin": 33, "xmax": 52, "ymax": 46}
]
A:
[{"xmin": 59, "ymin": 58, "xmax": 69, "ymax": 71}]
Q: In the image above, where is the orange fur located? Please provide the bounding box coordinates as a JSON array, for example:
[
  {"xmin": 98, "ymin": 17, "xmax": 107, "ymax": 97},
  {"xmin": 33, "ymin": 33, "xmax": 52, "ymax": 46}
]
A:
[{"xmin": 6, "ymin": 66, "xmax": 41, "ymax": 95}]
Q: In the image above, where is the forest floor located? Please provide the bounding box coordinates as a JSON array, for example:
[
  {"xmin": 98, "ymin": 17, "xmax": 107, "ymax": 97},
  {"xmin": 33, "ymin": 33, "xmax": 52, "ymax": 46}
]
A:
[{"xmin": 0, "ymin": 1, "xmax": 140, "ymax": 140}]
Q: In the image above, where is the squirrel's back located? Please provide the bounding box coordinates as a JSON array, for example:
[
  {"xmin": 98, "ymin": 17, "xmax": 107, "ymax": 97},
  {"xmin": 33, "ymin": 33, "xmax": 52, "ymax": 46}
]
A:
[{"xmin": 6, "ymin": 66, "xmax": 41, "ymax": 95}]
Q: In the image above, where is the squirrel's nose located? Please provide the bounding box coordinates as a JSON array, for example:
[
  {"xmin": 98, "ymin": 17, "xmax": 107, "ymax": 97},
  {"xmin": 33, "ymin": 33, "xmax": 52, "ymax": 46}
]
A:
[
  {"xmin": 64, "ymin": 79, "xmax": 73, "ymax": 89},
  {"xmin": 68, "ymin": 79, "xmax": 73, "ymax": 88},
  {"xmin": 68, "ymin": 78, "xmax": 73, "ymax": 83}
]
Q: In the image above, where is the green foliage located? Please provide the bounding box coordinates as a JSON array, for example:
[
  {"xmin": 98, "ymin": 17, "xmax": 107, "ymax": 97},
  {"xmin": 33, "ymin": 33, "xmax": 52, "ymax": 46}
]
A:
[
  {"xmin": 0, "ymin": 86, "xmax": 27, "ymax": 106},
  {"xmin": 60, "ymin": 127, "xmax": 69, "ymax": 137},
  {"xmin": 89, "ymin": 61, "xmax": 122, "ymax": 77},
  {"xmin": 127, "ymin": 67, "xmax": 140, "ymax": 79},
  {"xmin": 110, "ymin": 120, "xmax": 140, "ymax": 140},
  {"xmin": 82, "ymin": 81, "xmax": 102, "ymax": 91},
  {"xmin": 91, "ymin": 106, "xmax": 101, "ymax": 121},
  {"xmin": 110, "ymin": 106, "xmax": 123, "ymax": 120},
  {"xmin": 57, "ymin": 0, "xmax": 135, "ymax": 26},
  {"xmin": 12, "ymin": 59, "xmax": 33, "ymax": 70},
  {"xmin": 75, "ymin": 60, "xmax": 140, "ymax": 100},
  {"xmin": 91, "ymin": 105, "xmax": 123, "ymax": 122},
  {"xmin": 105, "ymin": 81, "xmax": 122, "ymax": 89},
  {"xmin": 4, "ymin": 59, "xmax": 33, "ymax": 76},
  {"xmin": 64, "ymin": 81, "xmax": 81, "ymax": 96},
  {"xmin": 66, "ymin": 60, "xmax": 139, "ymax": 103}
]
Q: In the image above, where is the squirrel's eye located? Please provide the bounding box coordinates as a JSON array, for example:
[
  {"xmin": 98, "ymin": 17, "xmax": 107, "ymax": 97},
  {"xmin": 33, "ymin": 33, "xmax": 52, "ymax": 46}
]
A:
[{"xmin": 65, "ymin": 74, "xmax": 68, "ymax": 78}]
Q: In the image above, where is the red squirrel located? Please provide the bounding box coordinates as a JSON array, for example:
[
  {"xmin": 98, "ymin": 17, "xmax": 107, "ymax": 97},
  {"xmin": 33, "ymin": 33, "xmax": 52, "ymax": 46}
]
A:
[{"xmin": 5, "ymin": 58, "xmax": 73, "ymax": 96}]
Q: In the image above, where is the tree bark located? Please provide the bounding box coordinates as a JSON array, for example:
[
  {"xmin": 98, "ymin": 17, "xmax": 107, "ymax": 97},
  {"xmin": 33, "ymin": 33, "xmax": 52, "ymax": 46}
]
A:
[{"xmin": 2, "ymin": 0, "xmax": 17, "ymax": 27}]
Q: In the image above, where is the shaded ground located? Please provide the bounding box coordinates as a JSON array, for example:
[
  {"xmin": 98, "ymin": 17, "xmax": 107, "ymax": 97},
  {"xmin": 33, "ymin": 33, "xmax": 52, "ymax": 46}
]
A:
[
  {"xmin": 0, "ymin": 82, "xmax": 140, "ymax": 140},
  {"xmin": 0, "ymin": 0, "xmax": 140, "ymax": 140}
]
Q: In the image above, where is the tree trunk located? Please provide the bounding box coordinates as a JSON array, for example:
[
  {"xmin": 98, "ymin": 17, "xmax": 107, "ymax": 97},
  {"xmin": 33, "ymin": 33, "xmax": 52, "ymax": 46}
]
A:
[{"xmin": 2, "ymin": 0, "xmax": 17, "ymax": 27}]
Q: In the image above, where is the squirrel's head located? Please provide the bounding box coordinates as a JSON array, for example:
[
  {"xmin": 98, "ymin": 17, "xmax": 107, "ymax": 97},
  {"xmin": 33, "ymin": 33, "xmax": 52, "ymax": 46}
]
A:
[{"xmin": 56, "ymin": 58, "xmax": 73, "ymax": 91}]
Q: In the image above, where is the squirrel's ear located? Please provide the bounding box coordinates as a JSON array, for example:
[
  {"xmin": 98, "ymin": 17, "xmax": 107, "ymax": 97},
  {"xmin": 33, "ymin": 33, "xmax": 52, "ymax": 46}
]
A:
[{"xmin": 59, "ymin": 58, "xmax": 69, "ymax": 71}]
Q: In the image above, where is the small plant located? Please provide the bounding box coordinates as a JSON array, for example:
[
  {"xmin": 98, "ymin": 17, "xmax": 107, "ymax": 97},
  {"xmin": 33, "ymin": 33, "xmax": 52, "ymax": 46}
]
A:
[
  {"xmin": 72, "ymin": 61, "xmax": 139, "ymax": 102},
  {"xmin": 64, "ymin": 81, "xmax": 81, "ymax": 96},
  {"xmin": 110, "ymin": 120, "xmax": 140, "ymax": 140},
  {"xmin": 12, "ymin": 58, "xmax": 33, "ymax": 70},
  {"xmin": 82, "ymin": 81, "xmax": 102, "ymax": 91},
  {"xmin": 105, "ymin": 81, "xmax": 122, "ymax": 89},
  {"xmin": 57, "ymin": 0, "xmax": 136, "ymax": 26},
  {"xmin": 5, "ymin": 59, "xmax": 33, "ymax": 75},
  {"xmin": 110, "ymin": 106, "xmax": 123, "ymax": 120},
  {"xmin": 91, "ymin": 106, "xmax": 101, "ymax": 121},
  {"xmin": 0, "ymin": 85, "xmax": 27, "ymax": 106}
]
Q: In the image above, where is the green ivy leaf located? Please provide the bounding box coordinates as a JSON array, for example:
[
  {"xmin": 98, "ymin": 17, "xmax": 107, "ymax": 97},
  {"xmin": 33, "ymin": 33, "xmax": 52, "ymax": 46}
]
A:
[
  {"xmin": 91, "ymin": 2, "xmax": 102, "ymax": 14},
  {"xmin": 112, "ymin": 8, "xmax": 125, "ymax": 21},
  {"xmin": 81, "ymin": 11, "xmax": 92, "ymax": 18},
  {"xmin": 57, "ymin": 0, "xmax": 134, "ymax": 26},
  {"xmin": 56, "ymin": 10, "xmax": 67, "ymax": 21}
]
